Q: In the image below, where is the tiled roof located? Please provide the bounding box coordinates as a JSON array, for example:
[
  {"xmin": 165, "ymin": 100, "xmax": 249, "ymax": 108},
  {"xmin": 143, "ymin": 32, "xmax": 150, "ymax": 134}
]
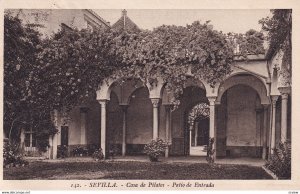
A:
[{"xmin": 111, "ymin": 10, "xmax": 140, "ymax": 31}]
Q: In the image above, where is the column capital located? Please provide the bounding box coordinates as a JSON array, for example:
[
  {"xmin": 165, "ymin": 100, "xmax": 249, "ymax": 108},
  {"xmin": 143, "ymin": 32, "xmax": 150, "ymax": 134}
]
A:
[
  {"xmin": 281, "ymin": 93, "xmax": 289, "ymax": 100},
  {"xmin": 271, "ymin": 95, "xmax": 279, "ymax": 105},
  {"xmin": 278, "ymin": 86, "xmax": 291, "ymax": 95},
  {"xmin": 207, "ymin": 96, "xmax": 217, "ymax": 106},
  {"xmin": 151, "ymin": 98, "xmax": 160, "ymax": 108},
  {"xmin": 98, "ymin": 99, "xmax": 108, "ymax": 106}
]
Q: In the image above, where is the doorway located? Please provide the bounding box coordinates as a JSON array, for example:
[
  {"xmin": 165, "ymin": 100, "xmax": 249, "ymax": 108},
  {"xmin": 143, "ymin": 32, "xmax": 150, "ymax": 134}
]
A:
[
  {"xmin": 186, "ymin": 102, "xmax": 210, "ymax": 156},
  {"xmin": 61, "ymin": 126, "xmax": 69, "ymax": 146},
  {"xmin": 190, "ymin": 118, "xmax": 209, "ymax": 156}
]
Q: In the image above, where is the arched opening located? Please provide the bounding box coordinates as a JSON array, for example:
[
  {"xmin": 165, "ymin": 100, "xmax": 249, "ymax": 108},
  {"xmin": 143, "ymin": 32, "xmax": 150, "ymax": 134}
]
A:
[
  {"xmin": 217, "ymin": 84, "xmax": 264, "ymax": 158},
  {"xmin": 106, "ymin": 91, "xmax": 123, "ymax": 155},
  {"xmin": 103, "ymin": 78, "xmax": 149, "ymax": 156},
  {"xmin": 188, "ymin": 103, "xmax": 210, "ymax": 156},
  {"xmin": 126, "ymin": 87, "xmax": 152, "ymax": 155},
  {"xmin": 217, "ymin": 73, "xmax": 269, "ymax": 105},
  {"xmin": 170, "ymin": 86, "xmax": 208, "ymax": 156}
]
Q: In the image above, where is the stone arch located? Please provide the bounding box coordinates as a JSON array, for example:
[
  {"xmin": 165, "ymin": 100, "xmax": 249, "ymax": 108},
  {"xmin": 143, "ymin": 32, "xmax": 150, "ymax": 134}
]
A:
[
  {"xmin": 161, "ymin": 77, "xmax": 208, "ymax": 104},
  {"xmin": 112, "ymin": 79, "xmax": 145, "ymax": 105},
  {"xmin": 217, "ymin": 84, "xmax": 264, "ymax": 157},
  {"xmin": 170, "ymin": 85, "xmax": 208, "ymax": 155},
  {"xmin": 216, "ymin": 73, "xmax": 270, "ymax": 105},
  {"xmin": 187, "ymin": 102, "xmax": 210, "ymax": 129},
  {"xmin": 96, "ymin": 77, "xmax": 148, "ymax": 102}
]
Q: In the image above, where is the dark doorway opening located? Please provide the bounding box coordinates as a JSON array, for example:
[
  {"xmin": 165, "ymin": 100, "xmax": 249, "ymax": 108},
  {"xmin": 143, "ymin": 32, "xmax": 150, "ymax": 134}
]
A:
[{"xmin": 61, "ymin": 126, "xmax": 69, "ymax": 146}]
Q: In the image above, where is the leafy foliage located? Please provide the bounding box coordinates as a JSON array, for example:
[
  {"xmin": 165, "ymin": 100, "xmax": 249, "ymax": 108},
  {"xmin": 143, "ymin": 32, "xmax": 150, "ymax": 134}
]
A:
[
  {"xmin": 4, "ymin": 13, "xmax": 57, "ymax": 150},
  {"xmin": 37, "ymin": 21, "xmax": 236, "ymax": 108},
  {"xmin": 144, "ymin": 138, "xmax": 168, "ymax": 162},
  {"xmin": 206, "ymin": 137, "xmax": 215, "ymax": 164},
  {"xmin": 265, "ymin": 140, "xmax": 291, "ymax": 179},
  {"xmin": 36, "ymin": 28, "xmax": 121, "ymax": 111},
  {"xmin": 72, "ymin": 146, "xmax": 88, "ymax": 157},
  {"xmin": 259, "ymin": 9, "xmax": 292, "ymax": 84},
  {"xmin": 227, "ymin": 29, "xmax": 265, "ymax": 57},
  {"xmin": 3, "ymin": 138, "xmax": 28, "ymax": 167},
  {"xmin": 92, "ymin": 148, "xmax": 104, "ymax": 161},
  {"xmin": 37, "ymin": 21, "xmax": 242, "ymax": 112},
  {"xmin": 188, "ymin": 102, "xmax": 210, "ymax": 128}
]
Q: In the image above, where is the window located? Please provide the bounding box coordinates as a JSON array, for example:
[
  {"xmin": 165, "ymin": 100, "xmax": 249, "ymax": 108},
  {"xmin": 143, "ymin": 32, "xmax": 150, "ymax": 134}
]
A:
[{"xmin": 24, "ymin": 127, "xmax": 37, "ymax": 148}]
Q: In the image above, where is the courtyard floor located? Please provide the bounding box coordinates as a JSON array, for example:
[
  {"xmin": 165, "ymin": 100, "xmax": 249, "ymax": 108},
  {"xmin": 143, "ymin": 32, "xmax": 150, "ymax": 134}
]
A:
[{"xmin": 3, "ymin": 156, "xmax": 272, "ymax": 180}]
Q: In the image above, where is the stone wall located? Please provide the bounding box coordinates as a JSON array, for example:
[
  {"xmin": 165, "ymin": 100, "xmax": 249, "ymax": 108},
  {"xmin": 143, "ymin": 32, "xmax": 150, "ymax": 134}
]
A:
[
  {"xmin": 170, "ymin": 86, "xmax": 208, "ymax": 155},
  {"xmin": 126, "ymin": 87, "xmax": 153, "ymax": 144},
  {"xmin": 223, "ymin": 85, "xmax": 263, "ymax": 157}
]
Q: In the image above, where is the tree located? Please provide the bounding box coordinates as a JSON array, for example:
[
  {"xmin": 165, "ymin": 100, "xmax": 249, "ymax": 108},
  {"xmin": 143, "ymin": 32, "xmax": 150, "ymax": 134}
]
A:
[
  {"xmin": 230, "ymin": 29, "xmax": 265, "ymax": 56},
  {"xmin": 4, "ymin": 13, "xmax": 56, "ymax": 150}
]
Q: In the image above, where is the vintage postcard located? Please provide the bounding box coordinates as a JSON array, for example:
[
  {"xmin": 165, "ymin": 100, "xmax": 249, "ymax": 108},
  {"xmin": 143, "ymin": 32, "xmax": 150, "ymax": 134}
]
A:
[{"xmin": 0, "ymin": 0, "xmax": 299, "ymax": 191}]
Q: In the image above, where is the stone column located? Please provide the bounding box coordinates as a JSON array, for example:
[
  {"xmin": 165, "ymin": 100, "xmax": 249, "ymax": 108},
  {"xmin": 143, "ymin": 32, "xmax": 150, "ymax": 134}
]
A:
[
  {"xmin": 270, "ymin": 95, "xmax": 279, "ymax": 155},
  {"xmin": 20, "ymin": 128, "xmax": 25, "ymax": 151},
  {"xmin": 52, "ymin": 109, "xmax": 59, "ymax": 159},
  {"xmin": 279, "ymin": 92, "xmax": 289, "ymax": 143},
  {"xmin": 280, "ymin": 93, "xmax": 288, "ymax": 142},
  {"xmin": 164, "ymin": 105, "xmax": 172, "ymax": 158},
  {"xmin": 194, "ymin": 122, "xmax": 199, "ymax": 146},
  {"xmin": 151, "ymin": 98, "xmax": 160, "ymax": 139},
  {"xmin": 262, "ymin": 104, "xmax": 269, "ymax": 159},
  {"xmin": 278, "ymin": 86, "xmax": 291, "ymax": 142},
  {"xmin": 80, "ymin": 107, "xmax": 89, "ymax": 145},
  {"xmin": 48, "ymin": 135, "xmax": 53, "ymax": 159},
  {"xmin": 208, "ymin": 97, "xmax": 217, "ymax": 159},
  {"xmin": 98, "ymin": 100, "xmax": 107, "ymax": 158},
  {"xmin": 120, "ymin": 105, "xmax": 128, "ymax": 156}
]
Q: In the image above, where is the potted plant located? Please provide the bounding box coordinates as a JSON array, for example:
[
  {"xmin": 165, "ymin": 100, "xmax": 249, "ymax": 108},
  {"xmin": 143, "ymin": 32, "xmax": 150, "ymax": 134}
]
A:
[
  {"xmin": 144, "ymin": 138, "xmax": 167, "ymax": 162},
  {"xmin": 206, "ymin": 137, "xmax": 215, "ymax": 164},
  {"xmin": 92, "ymin": 148, "xmax": 104, "ymax": 161},
  {"xmin": 57, "ymin": 145, "xmax": 68, "ymax": 158}
]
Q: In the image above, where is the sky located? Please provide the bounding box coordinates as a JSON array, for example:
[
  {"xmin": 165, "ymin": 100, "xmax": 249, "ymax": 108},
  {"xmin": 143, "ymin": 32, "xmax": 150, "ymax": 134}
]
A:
[{"xmin": 94, "ymin": 9, "xmax": 271, "ymax": 34}]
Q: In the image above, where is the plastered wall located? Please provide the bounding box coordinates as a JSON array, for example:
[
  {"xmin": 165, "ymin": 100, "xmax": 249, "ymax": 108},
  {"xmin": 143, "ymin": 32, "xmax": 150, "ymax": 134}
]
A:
[{"xmin": 226, "ymin": 85, "xmax": 261, "ymax": 147}]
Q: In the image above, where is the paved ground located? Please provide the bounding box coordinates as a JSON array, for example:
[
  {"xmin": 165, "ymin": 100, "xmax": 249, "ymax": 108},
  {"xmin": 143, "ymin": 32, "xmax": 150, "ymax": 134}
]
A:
[
  {"xmin": 3, "ymin": 159, "xmax": 272, "ymax": 180},
  {"xmin": 112, "ymin": 156, "xmax": 265, "ymax": 167},
  {"xmin": 26, "ymin": 155, "xmax": 265, "ymax": 167}
]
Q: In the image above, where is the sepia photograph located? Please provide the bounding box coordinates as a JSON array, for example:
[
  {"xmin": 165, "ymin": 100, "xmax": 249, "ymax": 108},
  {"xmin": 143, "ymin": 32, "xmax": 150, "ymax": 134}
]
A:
[{"xmin": 0, "ymin": 0, "xmax": 299, "ymax": 191}]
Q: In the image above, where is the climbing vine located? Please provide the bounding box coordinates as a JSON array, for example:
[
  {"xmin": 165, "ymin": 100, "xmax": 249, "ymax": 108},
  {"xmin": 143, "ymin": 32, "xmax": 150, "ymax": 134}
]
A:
[
  {"xmin": 259, "ymin": 9, "xmax": 292, "ymax": 85},
  {"xmin": 188, "ymin": 103, "xmax": 210, "ymax": 129},
  {"xmin": 37, "ymin": 20, "xmax": 238, "ymax": 110}
]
